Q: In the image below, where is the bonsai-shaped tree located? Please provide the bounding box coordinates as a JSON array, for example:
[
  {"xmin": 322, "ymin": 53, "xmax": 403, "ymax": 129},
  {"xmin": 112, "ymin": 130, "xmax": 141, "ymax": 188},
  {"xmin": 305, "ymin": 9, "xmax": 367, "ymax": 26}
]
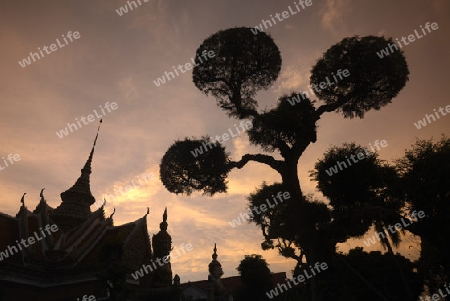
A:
[{"xmin": 160, "ymin": 27, "xmax": 409, "ymax": 300}]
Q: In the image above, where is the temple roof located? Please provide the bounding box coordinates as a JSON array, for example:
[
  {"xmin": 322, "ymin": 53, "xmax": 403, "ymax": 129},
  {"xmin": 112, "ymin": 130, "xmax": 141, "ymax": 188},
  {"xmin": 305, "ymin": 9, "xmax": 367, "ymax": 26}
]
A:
[
  {"xmin": 33, "ymin": 188, "xmax": 54, "ymax": 214},
  {"xmin": 0, "ymin": 123, "xmax": 178, "ymax": 299}
]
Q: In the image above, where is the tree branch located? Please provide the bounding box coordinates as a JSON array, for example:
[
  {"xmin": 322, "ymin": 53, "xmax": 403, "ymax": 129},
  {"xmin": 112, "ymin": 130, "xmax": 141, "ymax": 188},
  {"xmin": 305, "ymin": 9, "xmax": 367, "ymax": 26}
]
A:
[
  {"xmin": 314, "ymin": 95, "xmax": 347, "ymax": 119},
  {"xmin": 228, "ymin": 154, "xmax": 283, "ymax": 173}
]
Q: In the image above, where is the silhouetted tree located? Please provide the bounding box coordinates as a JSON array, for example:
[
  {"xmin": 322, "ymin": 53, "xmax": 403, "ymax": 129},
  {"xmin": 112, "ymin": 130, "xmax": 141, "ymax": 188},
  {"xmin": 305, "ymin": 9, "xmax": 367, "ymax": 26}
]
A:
[
  {"xmin": 312, "ymin": 143, "xmax": 419, "ymax": 299},
  {"xmin": 159, "ymin": 27, "xmax": 409, "ymax": 300},
  {"xmin": 234, "ymin": 254, "xmax": 273, "ymax": 301},
  {"xmin": 311, "ymin": 143, "xmax": 403, "ymax": 246},
  {"xmin": 396, "ymin": 136, "xmax": 450, "ymax": 293},
  {"xmin": 331, "ymin": 248, "xmax": 423, "ymax": 300}
]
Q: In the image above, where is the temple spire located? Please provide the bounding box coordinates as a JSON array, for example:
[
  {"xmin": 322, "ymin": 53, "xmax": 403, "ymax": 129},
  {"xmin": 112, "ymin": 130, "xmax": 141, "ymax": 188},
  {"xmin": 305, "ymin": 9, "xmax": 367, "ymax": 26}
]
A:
[
  {"xmin": 208, "ymin": 243, "xmax": 224, "ymax": 280},
  {"xmin": 60, "ymin": 120, "xmax": 102, "ymax": 206},
  {"xmin": 82, "ymin": 119, "xmax": 101, "ymax": 175},
  {"xmin": 212, "ymin": 243, "xmax": 218, "ymax": 260},
  {"xmin": 51, "ymin": 121, "xmax": 102, "ymax": 232}
]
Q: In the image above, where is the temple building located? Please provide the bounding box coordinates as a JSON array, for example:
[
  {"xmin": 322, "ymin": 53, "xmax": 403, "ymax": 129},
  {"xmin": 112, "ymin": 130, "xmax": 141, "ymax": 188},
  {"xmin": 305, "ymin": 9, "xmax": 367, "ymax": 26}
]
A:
[{"xmin": 0, "ymin": 128, "xmax": 181, "ymax": 301}]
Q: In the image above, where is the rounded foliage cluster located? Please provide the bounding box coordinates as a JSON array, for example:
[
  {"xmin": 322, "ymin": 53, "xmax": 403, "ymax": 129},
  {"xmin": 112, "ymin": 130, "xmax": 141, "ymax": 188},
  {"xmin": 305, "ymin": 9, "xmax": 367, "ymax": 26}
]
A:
[
  {"xmin": 193, "ymin": 27, "xmax": 282, "ymax": 117},
  {"xmin": 159, "ymin": 138, "xmax": 230, "ymax": 196},
  {"xmin": 312, "ymin": 143, "xmax": 385, "ymax": 208},
  {"xmin": 311, "ymin": 36, "xmax": 409, "ymax": 118}
]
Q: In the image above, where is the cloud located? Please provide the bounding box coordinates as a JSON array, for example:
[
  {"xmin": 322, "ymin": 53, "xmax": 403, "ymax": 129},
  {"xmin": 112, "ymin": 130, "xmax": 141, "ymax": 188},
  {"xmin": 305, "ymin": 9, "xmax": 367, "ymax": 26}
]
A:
[
  {"xmin": 320, "ymin": 0, "xmax": 351, "ymax": 31},
  {"xmin": 275, "ymin": 64, "xmax": 308, "ymax": 94},
  {"xmin": 117, "ymin": 75, "xmax": 140, "ymax": 103}
]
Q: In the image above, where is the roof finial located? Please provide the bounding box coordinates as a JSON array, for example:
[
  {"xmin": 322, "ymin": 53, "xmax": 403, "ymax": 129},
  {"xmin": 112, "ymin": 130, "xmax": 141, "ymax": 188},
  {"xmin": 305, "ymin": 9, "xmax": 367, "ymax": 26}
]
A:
[
  {"xmin": 212, "ymin": 243, "xmax": 218, "ymax": 260},
  {"xmin": 109, "ymin": 207, "xmax": 116, "ymax": 219},
  {"xmin": 21, "ymin": 193, "xmax": 26, "ymax": 206},
  {"xmin": 94, "ymin": 119, "xmax": 102, "ymax": 145},
  {"xmin": 40, "ymin": 188, "xmax": 45, "ymax": 198},
  {"xmin": 159, "ymin": 208, "xmax": 168, "ymax": 231},
  {"xmin": 82, "ymin": 119, "xmax": 102, "ymax": 174}
]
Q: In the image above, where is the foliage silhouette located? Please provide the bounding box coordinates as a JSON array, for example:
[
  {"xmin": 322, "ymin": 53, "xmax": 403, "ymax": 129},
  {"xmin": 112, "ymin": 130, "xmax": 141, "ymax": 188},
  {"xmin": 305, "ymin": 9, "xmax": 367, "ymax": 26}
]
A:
[
  {"xmin": 160, "ymin": 137, "xmax": 230, "ymax": 196},
  {"xmin": 330, "ymin": 248, "xmax": 424, "ymax": 301},
  {"xmin": 311, "ymin": 36, "xmax": 409, "ymax": 118},
  {"xmin": 311, "ymin": 143, "xmax": 403, "ymax": 241},
  {"xmin": 192, "ymin": 27, "xmax": 282, "ymax": 118},
  {"xmin": 396, "ymin": 136, "xmax": 450, "ymax": 293},
  {"xmin": 234, "ymin": 254, "xmax": 273, "ymax": 301}
]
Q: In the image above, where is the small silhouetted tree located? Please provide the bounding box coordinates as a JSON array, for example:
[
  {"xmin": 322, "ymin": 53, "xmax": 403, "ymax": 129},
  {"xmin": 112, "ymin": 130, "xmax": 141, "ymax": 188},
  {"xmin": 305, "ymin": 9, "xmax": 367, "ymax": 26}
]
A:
[
  {"xmin": 234, "ymin": 254, "xmax": 273, "ymax": 301},
  {"xmin": 160, "ymin": 27, "xmax": 409, "ymax": 300}
]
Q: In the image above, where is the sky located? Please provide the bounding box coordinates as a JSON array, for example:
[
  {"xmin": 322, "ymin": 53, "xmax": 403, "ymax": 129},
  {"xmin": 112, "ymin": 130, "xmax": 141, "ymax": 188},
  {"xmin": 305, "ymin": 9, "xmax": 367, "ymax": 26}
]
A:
[{"xmin": 0, "ymin": 0, "xmax": 449, "ymax": 283}]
